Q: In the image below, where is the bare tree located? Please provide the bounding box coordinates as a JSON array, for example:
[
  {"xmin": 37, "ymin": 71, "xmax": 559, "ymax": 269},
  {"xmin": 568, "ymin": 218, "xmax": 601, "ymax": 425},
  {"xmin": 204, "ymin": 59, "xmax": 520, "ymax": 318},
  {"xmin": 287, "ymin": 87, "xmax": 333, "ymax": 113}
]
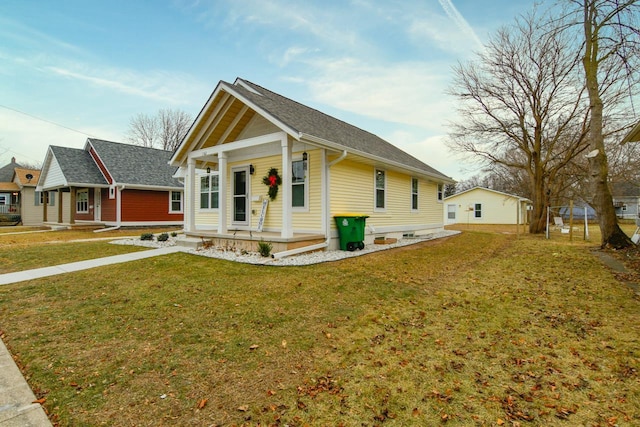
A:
[
  {"xmin": 126, "ymin": 108, "xmax": 193, "ymax": 151},
  {"xmin": 569, "ymin": 0, "xmax": 640, "ymax": 248},
  {"xmin": 447, "ymin": 9, "xmax": 591, "ymax": 233}
]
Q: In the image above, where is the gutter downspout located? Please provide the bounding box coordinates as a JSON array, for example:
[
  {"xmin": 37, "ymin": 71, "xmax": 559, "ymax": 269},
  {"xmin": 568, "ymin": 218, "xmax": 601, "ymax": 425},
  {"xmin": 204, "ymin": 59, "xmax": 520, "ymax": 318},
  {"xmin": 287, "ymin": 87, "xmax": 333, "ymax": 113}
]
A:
[{"xmin": 272, "ymin": 150, "xmax": 348, "ymax": 259}]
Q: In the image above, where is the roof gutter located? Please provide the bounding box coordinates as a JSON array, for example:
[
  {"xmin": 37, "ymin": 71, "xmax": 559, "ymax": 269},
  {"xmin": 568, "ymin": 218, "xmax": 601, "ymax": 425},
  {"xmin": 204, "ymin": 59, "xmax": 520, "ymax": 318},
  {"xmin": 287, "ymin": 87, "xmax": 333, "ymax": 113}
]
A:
[{"xmin": 300, "ymin": 133, "xmax": 455, "ymax": 184}]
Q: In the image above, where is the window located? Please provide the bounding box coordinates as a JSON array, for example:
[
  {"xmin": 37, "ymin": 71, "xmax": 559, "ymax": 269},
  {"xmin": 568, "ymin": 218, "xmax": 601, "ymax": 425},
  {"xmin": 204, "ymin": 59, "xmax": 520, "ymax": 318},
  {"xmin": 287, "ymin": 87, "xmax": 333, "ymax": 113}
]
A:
[
  {"xmin": 411, "ymin": 177, "xmax": 419, "ymax": 210},
  {"xmin": 292, "ymin": 158, "xmax": 307, "ymax": 208},
  {"xmin": 77, "ymin": 189, "xmax": 88, "ymax": 213},
  {"xmin": 375, "ymin": 169, "xmax": 386, "ymax": 209},
  {"xmin": 622, "ymin": 204, "xmax": 628, "ymax": 211},
  {"xmin": 437, "ymin": 183, "xmax": 443, "ymax": 201},
  {"xmin": 170, "ymin": 191, "xmax": 183, "ymax": 213},
  {"xmin": 35, "ymin": 191, "xmax": 55, "ymax": 206},
  {"xmin": 474, "ymin": 203, "xmax": 482, "ymax": 218},
  {"xmin": 447, "ymin": 204, "xmax": 456, "ymax": 220},
  {"xmin": 200, "ymin": 174, "xmax": 219, "ymax": 209},
  {"xmin": 0, "ymin": 195, "xmax": 6, "ymax": 205}
]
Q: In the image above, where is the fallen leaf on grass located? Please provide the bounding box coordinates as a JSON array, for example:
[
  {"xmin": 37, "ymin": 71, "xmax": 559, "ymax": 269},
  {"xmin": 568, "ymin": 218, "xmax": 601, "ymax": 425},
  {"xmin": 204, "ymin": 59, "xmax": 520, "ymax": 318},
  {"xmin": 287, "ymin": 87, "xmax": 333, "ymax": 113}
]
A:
[
  {"xmin": 237, "ymin": 405, "xmax": 249, "ymax": 412},
  {"xmin": 249, "ymin": 344, "xmax": 259, "ymax": 350},
  {"xmin": 32, "ymin": 398, "xmax": 46, "ymax": 405},
  {"xmin": 197, "ymin": 398, "xmax": 207, "ymax": 409}
]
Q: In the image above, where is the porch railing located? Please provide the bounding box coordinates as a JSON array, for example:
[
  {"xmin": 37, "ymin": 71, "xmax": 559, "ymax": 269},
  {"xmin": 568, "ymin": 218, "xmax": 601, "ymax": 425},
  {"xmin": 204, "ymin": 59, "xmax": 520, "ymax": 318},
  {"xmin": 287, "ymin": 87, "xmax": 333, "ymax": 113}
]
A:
[{"xmin": 0, "ymin": 204, "xmax": 20, "ymax": 215}]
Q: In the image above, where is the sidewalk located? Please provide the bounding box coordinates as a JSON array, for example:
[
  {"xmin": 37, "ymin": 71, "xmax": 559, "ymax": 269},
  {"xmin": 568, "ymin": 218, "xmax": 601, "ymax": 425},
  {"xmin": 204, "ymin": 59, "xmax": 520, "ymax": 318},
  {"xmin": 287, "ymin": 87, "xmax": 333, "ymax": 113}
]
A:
[
  {"xmin": 0, "ymin": 245, "xmax": 188, "ymax": 426},
  {"xmin": 0, "ymin": 246, "xmax": 186, "ymax": 286}
]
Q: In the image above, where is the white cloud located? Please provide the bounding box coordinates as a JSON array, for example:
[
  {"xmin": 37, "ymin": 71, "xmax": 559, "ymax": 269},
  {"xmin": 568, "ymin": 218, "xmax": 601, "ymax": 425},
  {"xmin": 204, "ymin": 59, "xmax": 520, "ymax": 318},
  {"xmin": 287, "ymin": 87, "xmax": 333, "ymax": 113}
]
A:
[
  {"xmin": 437, "ymin": 0, "xmax": 484, "ymax": 50},
  {"xmin": 0, "ymin": 109, "xmax": 121, "ymax": 167},
  {"xmin": 300, "ymin": 57, "xmax": 455, "ymax": 133}
]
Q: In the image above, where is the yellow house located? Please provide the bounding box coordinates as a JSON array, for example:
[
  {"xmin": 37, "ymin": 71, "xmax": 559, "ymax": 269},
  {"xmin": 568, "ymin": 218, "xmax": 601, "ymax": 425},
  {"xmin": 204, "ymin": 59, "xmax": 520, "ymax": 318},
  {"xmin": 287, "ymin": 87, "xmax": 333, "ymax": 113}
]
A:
[
  {"xmin": 444, "ymin": 187, "xmax": 531, "ymax": 226},
  {"xmin": 170, "ymin": 78, "xmax": 454, "ymax": 257}
]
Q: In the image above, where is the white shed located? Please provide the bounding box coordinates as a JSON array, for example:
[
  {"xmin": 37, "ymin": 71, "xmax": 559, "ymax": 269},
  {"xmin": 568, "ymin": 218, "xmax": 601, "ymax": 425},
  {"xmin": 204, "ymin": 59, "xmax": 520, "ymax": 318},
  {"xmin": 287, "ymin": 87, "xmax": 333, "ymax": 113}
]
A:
[{"xmin": 444, "ymin": 187, "xmax": 531, "ymax": 225}]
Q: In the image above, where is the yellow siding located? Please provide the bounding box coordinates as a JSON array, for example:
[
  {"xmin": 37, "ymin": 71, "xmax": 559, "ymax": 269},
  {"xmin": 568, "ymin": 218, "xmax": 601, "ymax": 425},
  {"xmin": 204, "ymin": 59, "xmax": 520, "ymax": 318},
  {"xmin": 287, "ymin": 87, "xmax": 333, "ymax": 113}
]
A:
[
  {"xmin": 194, "ymin": 173, "xmax": 220, "ymax": 228},
  {"xmin": 292, "ymin": 149, "xmax": 322, "ymax": 232},
  {"xmin": 444, "ymin": 188, "xmax": 523, "ymax": 225},
  {"xmin": 330, "ymin": 159, "xmax": 443, "ymax": 233}
]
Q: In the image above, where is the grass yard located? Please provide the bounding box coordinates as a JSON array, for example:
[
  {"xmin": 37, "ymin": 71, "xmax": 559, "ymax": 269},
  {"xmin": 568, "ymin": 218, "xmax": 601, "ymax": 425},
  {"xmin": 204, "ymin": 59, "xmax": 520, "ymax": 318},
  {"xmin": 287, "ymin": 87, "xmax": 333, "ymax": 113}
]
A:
[
  {"xmin": 0, "ymin": 227, "xmax": 181, "ymax": 273},
  {"xmin": 0, "ymin": 229, "xmax": 638, "ymax": 426}
]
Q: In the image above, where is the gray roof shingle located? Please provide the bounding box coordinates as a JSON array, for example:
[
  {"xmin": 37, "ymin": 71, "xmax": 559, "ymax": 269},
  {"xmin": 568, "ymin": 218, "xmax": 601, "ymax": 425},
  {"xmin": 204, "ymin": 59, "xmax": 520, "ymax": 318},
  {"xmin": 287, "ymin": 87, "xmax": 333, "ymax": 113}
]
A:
[
  {"xmin": 50, "ymin": 146, "xmax": 108, "ymax": 185},
  {"xmin": 230, "ymin": 78, "xmax": 451, "ymax": 180},
  {"xmin": 88, "ymin": 139, "xmax": 181, "ymax": 188},
  {"xmin": 0, "ymin": 159, "xmax": 22, "ymax": 182}
]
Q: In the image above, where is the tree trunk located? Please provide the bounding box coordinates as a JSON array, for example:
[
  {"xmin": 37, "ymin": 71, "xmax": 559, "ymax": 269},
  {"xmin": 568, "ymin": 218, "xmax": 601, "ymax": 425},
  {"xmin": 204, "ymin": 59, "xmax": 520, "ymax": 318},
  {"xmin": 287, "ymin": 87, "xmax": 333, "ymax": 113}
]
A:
[{"xmin": 582, "ymin": 1, "xmax": 633, "ymax": 249}]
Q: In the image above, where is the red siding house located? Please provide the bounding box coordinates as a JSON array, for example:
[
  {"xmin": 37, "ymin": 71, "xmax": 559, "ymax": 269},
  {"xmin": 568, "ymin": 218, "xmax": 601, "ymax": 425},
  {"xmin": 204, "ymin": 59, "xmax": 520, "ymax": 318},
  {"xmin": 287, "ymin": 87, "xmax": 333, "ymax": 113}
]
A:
[{"xmin": 36, "ymin": 139, "xmax": 184, "ymax": 228}]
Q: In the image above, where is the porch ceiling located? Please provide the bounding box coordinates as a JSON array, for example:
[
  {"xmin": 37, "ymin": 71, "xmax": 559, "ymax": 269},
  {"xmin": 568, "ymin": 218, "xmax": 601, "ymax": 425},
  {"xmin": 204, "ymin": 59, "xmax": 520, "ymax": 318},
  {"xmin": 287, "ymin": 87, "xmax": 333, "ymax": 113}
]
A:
[{"xmin": 199, "ymin": 98, "xmax": 257, "ymax": 151}]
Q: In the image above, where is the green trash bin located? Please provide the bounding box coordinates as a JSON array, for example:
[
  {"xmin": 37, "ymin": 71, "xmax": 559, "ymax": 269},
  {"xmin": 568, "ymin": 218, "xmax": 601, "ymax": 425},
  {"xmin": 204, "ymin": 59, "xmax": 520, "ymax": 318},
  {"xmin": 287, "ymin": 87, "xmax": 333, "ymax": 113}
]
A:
[{"xmin": 334, "ymin": 213, "xmax": 369, "ymax": 251}]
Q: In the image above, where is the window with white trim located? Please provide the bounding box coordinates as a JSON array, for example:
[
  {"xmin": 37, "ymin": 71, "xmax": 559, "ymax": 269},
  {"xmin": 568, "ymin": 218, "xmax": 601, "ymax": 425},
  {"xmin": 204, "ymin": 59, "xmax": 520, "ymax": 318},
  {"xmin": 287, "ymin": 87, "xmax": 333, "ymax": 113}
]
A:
[
  {"xmin": 170, "ymin": 191, "xmax": 183, "ymax": 213},
  {"xmin": 437, "ymin": 183, "xmax": 443, "ymax": 201},
  {"xmin": 77, "ymin": 189, "xmax": 88, "ymax": 213},
  {"xmin": 200, "ymin": 174, "xmax": 219, "ymax": 209},
  {"xmin": 375, "ymin": 169, "xmax": 386, "ymax": 210},
  {"xmin": 411, "ymin": 177, "xmax": 419, "ymax": 210},
  {"xmin": 292, "ymin": 158, "xmax": 307, "ymax": 208},
  {"xmin": 474, "ymin": 203, "xmax": 482, "ymax": 218}
]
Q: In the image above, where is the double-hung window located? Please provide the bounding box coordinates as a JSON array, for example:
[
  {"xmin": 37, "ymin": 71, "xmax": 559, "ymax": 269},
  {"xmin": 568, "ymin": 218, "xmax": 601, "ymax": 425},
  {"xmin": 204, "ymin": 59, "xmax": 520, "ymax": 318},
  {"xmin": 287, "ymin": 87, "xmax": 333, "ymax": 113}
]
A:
[
  {"xmin": 437, "ymin": 183, "xmax": 443, "ymax": 201},
  {"xmin": 375, "ymin": 169, "xmax": 386, "ymax": 210},
  {"xmin": 411, "ymin": 177, "xmax": 419, "ymax": 211},
  {"xmin": 474, "ymin": 203, "xmax": 482, "ymax": 218},
  {"xmin": 76, "ymin": 189, "xmax": 89, "ymax": 213},
  {"xmin": 200, "ymin": 174, "xmax": 219, "ymax": 209},
  {"xmin": 292, "ymin": 158, "xmax": 307, "ymax": 208},
  {"xmin": 170, "ymin": 191, "xmax": 183, "ymax": 213}
]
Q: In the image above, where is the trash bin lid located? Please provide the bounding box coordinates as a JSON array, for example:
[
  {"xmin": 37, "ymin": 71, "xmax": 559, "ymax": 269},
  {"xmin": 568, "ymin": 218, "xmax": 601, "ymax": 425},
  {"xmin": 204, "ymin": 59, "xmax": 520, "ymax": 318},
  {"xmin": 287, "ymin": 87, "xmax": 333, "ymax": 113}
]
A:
[{"xmin": 334, "ymin": 212, "xmax": 369, "ymax": 218}]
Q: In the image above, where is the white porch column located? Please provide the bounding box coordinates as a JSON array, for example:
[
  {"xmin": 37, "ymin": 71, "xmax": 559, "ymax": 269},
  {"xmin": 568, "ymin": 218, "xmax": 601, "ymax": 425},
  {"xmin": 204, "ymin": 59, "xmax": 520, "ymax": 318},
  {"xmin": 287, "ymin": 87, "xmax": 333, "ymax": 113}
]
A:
[
  {"xmin": 185, "ymin": 158, "xmax": 196, "ymax": 232},
  {"xmin": 281, "ymin": 136, "xmax": 293, "ymax": 238},
  {"xmin": 218, "ymin": 152, "xmax": 228, "ymax": 234}
]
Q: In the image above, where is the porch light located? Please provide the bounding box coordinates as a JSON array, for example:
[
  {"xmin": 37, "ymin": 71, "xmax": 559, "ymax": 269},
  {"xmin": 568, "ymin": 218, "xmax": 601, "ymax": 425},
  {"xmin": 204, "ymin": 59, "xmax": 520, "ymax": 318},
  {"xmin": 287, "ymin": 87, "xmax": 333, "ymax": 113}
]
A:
[
  {"xmin": 250, "ymin": 164, "xmax": 255, "ymax": 175},
  {"xmin": 206, "ymin": 166, "xmax": 211, "ymax": 174},
  {"xmin": 302, "ymin": 151, "xmax": 308, "ymax": 161}
]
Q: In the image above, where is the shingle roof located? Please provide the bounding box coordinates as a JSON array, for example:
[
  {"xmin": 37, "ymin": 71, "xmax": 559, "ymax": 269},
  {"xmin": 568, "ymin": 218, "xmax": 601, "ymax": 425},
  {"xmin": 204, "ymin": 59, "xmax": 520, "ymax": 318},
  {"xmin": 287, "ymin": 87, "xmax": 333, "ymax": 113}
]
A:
[
  {"xmin": 87, "ymin": 139, "xmax": 181, "ymax": 188},
  {"xmin": 0, "ymin": 159, "xmax": 22, "ymax": 182},
  {"xmin": 14, "ymin": 168, "xmax": 40, "ymax": 187},
  {"xmin": 50, "ymin": 146, "xmax": 108, "ymax": 186},
  {"xmin": 230, "ymin": 78, "xmax": 451, "ymax": 180}
]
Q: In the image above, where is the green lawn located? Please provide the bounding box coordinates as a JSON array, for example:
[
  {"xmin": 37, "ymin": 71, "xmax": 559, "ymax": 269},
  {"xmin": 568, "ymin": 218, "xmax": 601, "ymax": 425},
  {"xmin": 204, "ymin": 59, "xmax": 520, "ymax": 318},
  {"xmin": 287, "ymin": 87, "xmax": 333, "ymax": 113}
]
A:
[{"xmin": 0, "ymin": 230, "xmax": 638, "ymax": 426}]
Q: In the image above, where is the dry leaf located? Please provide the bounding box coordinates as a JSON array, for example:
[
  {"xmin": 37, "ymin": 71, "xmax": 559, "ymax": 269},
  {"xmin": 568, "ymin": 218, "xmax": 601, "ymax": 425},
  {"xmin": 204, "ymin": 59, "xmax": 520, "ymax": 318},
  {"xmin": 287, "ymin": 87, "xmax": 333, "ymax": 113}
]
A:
[
  {"xmin": 237, "ymin": 405, "xmax": 249, "ymax": 412},
  {"xmin": 32, "ymin": 398, "xmax": 46, "ymax": 405},
  {"xmin": 281, "ymin": 339, "xmax": 287, "ymax": 348},
  {"xmin": 249, "ymin": 344, "xmax": 259, "ymax": 350},
  {"xmin": 197, "ymin": 398, "xmax": 208, "ymax": 409},
  {"xmin": 497, "ymin": 419, "xmax": 505, "ymax": 425}
]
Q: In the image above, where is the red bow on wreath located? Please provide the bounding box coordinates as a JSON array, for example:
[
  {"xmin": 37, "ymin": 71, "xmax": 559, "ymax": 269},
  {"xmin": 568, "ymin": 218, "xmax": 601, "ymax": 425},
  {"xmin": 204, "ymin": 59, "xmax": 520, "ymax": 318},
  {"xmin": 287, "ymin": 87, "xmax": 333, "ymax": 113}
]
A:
[{"xmin": 262, "ymin": 167, "xmax": 282, "ymax": 201}]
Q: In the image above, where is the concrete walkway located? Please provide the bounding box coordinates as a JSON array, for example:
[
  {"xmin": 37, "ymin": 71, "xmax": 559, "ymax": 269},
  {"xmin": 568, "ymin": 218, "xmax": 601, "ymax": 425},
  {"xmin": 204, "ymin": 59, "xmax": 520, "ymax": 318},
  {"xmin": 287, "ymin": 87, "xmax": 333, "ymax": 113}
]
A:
[
  {"xmin": 0, "ymin": 246, "xmax": 186, "ymax": 286},
  {"xmin": 0, "ymin": 245, "xmax": 188, "ymax": 426}
]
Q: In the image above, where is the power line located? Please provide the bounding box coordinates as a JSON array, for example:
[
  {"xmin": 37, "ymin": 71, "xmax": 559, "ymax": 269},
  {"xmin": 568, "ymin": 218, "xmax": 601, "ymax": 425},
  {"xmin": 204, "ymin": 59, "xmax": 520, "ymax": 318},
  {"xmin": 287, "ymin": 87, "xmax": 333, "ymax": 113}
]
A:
[{"xmin": 0, "ymin": 104, "xmax": 98, "ymax": 138}]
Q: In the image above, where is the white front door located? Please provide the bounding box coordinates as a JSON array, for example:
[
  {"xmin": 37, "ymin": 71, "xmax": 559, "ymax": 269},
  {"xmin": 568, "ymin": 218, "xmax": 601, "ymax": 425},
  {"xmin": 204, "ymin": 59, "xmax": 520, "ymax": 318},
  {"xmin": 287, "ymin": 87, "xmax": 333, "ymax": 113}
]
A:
[
  {"xmin": 446, "ymin": 204, "xmax": 457, "ymax": 224},
  {"xmin": 232, "ymin": 166, "xmax": 250, "ymax": 227},
  {"xmin": 94, "ymin": 189, "xmax": 101, "ymax": 221}
]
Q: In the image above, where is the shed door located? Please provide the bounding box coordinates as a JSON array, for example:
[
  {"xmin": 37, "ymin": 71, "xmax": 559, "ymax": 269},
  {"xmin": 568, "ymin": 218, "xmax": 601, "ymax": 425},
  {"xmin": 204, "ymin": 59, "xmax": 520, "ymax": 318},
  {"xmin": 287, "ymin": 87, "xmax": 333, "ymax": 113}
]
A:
[{"xmin": 446, "ymin": 204, "xmax": 457, "ymax": 224}]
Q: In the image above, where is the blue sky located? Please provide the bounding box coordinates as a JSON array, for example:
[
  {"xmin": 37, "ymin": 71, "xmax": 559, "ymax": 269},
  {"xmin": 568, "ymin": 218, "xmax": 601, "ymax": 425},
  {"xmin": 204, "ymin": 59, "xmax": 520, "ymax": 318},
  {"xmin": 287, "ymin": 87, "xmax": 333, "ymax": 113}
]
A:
[{"xmin": 0, "ymin": 0, "xmax": 534, "ymax": 179}]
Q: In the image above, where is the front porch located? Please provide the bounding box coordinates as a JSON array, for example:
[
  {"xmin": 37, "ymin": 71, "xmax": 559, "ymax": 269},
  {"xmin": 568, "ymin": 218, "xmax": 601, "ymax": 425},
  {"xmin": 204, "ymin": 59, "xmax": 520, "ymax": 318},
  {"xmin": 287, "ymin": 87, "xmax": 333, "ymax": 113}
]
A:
[
  {"xmin": 43, "ymin": 221, "xmax": 105, "ymax": 231},
  {"xmin": 179, "ymin": 229, "xmax": 327, "ymax": 254}
]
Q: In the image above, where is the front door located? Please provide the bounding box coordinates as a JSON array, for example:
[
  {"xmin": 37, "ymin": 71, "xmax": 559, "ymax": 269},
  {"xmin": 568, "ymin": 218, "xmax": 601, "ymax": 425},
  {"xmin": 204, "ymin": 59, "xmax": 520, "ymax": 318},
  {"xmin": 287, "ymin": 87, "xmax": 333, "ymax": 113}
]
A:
[
  {"xmin": 94, "ymin": 189, "xmax": 101, "ymax": 222},
  {"xmin": 232, "ymin": 167, "xmax": 250, "ymax": 226}
]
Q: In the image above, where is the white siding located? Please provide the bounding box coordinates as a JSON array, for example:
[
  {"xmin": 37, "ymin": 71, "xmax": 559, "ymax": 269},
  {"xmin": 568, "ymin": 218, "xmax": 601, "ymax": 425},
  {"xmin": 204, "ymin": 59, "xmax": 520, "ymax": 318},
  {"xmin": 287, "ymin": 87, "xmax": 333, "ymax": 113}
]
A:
[
  {"xmin": 41, "ymin": 156, "xmax": 67, "ymax": 189},
  {"xmin": 443, "ymin": 188, "xmax": 526, "ymax": 225}
]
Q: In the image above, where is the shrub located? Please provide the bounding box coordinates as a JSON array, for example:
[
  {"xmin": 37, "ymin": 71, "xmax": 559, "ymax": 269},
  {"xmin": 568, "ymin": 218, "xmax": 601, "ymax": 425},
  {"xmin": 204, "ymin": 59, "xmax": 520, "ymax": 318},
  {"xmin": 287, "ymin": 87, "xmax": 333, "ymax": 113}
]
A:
[
  {"xmin": 140, "ymin": 232, "xmax": 154, "ymax": 241},
  {"xmin": 157, "ymin": 233, "xmax": 169, "ymax": 242},
  {"xmin": 170, "ymin": 231, "xmax": 178, "ymax": 237},
  {"xmin": 257, "ymin": 240, "xmax": 273, "ymax": 257}
]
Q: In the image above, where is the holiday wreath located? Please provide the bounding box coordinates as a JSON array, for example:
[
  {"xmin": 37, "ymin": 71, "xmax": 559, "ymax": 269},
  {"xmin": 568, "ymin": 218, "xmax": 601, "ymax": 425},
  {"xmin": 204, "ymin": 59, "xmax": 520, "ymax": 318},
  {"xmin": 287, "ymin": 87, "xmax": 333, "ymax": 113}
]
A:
[{"xmin": 262, "ymin": 167, "xmax": 282, "ymax": 201}]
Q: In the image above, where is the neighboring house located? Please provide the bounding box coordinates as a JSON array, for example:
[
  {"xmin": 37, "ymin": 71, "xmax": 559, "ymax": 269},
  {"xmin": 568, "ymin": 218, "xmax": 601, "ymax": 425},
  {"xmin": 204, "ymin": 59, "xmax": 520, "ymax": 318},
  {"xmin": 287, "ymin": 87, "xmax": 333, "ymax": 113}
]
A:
[
  {"xmin": 13, "ymin": 168, "xmax": 58, "ymax": 226},
  {"xmin": 611, "ymin": 181, "xmax": 640, "ymax": 219},
  {"xmin": 0, "ymin": 157, "xmax": 22, "ymax": 215},
  {"xmin": 621, "ymin": 121, "xmax": 640, "ymax": 144},
  {"xmin": 36, "ymin": 139, "xmax": 184, "ymax": 228},
  {"xmin": 443, "ymin": 187, "xmax": 531, "ymax": 225},
  {"xmin": 169, "ymin": 78, "xmax": 454, "ymax": 256}
]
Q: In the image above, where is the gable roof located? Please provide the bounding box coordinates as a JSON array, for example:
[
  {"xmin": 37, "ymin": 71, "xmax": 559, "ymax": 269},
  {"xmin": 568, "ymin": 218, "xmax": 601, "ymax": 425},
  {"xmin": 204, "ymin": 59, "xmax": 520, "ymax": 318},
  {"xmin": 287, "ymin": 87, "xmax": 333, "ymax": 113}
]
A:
[
  {"xmin": 174, "ymin": 78, "xmax": 452, "ymax": 182},
  {"xmin": 444, "ymin": 186, "xmax": 531, "ymax": 202},
  {"xmin": 0, "ymin": 158, "xmax": 22, "ymax": 182},
  {"xmin": 14, "ymin": 168, "xmax": 40, "ymax": 187},
  {"xmin": 0, "ymin": 182, "xmax": 19, "ymax": 192},
  {"xmin": 43, "ymin": 139, "xmax": 182, "ymax": 190},
  {"xmin": 86, "ymin": 139, "xmax": 181, "ymax": 188},
  {"xmin": 611, "ymin": 181, "xmax": 640, "ymax": 198},
  {"xmin": 621, "ymin": 121, "xmax": 640, "ymax": 144},
  {"xmin": 50, "ymin": 145, "xmax": 108, "ymax": 186}
]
